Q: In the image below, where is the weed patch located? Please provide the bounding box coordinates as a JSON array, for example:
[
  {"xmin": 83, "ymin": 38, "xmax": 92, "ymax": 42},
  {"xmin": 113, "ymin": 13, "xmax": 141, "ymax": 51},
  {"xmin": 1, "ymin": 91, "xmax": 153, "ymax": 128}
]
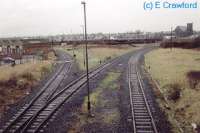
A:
[
  {"xmin": 167, "ymin": 83, "xmax": 181, "ymax": 102},
  {"xmin": 68, "ymin": 72, "xmax": 121, "ymax": 132},
  {"xmin": 186, "ymin": 71, "xmax": 200, "ymax": 89}
]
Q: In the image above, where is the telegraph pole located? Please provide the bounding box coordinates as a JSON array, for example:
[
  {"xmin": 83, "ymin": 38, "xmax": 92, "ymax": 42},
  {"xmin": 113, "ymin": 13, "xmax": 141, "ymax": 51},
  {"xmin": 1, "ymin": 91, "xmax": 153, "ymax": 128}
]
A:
[
  {"xmin": 81, "ymin": 1, "xmax": 91, "ymax": 116},
  {"xmin": 171, "ymin": 27, "xmax": 173, "ymax": 51},
  {"xmin": 81, "ymin": 25, "xmax": 86, "ymax": 67}
]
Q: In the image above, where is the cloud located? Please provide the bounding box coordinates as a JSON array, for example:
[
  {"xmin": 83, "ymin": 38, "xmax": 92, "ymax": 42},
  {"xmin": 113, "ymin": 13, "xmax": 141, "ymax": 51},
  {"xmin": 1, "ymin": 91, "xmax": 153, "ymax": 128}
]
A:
[{"xmin": 0, "ymin": 0, "xmax": 199, "ymax": 37}]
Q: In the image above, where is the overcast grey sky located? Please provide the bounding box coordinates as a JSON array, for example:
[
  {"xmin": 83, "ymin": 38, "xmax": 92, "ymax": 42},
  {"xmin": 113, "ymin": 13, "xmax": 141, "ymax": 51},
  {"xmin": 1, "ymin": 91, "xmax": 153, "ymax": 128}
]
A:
[{"xmin": 0, "ymin": 0, "xmax": 199, "ymax": 37}]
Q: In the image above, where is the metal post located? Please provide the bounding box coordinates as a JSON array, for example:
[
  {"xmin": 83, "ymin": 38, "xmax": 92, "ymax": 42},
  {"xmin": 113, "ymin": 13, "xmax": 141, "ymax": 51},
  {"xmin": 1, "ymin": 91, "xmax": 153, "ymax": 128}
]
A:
[
  {"xmin": 51, "ymin": 37, "xmax": 53, "ymax": 49},
  {"xmin": 171, "ymin": 27, "xmax": 173, "ymax": 51},
  {"xmin": 81, "ymin": 25, "xmax": 86, "ymax": 67},
  {"xmin": 81, "ymin": 1, "xmax": 91, "ymax": 116}
]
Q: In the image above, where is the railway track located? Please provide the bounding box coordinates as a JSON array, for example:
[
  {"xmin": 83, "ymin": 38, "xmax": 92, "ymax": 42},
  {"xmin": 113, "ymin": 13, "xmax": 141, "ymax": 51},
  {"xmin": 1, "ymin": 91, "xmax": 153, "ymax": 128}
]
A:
[
  {"xmin": 0, "ymin": 50, "xmax": 132, "ymax": 133},
  {"xmin": 128, "ymin": 55, "xmax": 158, "ymax": 133},
  {"xmin": 0, "ymin": 52, "xmax": 72, "ymax": 133}
]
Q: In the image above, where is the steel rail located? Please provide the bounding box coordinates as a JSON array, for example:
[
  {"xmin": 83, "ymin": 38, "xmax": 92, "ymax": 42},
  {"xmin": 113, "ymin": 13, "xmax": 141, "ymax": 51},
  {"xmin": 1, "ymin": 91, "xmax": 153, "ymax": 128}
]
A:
[
  {"xmin": 136, "ymin": 66, "xmax": 158, "ymax": 133},
  {"xmin": 128, "ymin": 64, "xmax": 137, "ymax": 132},
  {"xmin": 128, "ymin": 56, "xmax": 158, "ymax": 133},
  {"xmin": 1, "ymin": 60, "xmax": 71, "ymax": 133},
  {"xmin": 19, "ymin": 51, "xmax": 133, "ymax": 133}
]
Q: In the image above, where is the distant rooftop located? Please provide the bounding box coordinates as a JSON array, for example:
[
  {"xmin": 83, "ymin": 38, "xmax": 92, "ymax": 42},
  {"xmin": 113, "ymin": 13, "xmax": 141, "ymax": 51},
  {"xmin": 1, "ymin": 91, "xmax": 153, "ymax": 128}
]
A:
[{"xmin": 175, "ymin": 26, "xmax": 187, "ymax": 32}]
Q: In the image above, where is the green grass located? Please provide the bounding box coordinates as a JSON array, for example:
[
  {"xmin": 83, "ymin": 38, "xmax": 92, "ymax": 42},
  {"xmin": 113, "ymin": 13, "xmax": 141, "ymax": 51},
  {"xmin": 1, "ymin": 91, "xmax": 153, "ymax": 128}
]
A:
[{"xmin": 145, "ymin": 48, "xmax": 200, "ymax": 132}]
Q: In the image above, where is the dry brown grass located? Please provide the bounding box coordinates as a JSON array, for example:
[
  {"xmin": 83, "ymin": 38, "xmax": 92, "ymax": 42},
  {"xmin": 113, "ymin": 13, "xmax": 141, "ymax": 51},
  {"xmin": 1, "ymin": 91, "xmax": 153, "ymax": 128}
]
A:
[
  {"xmin": 61, "ymin": 44, "xmax": 139, "ymax": 70},
  {"xmin": 0, "ymin": 52, "xmax": 55, "ymax": 117},
  {"xmin": 145, "ymin": 48, "xmax": 200, "ymax": 132},
  {"xmin": 0, "ymin": 51, "xmax": 55, "ymax": 81},
  {"xmin": 0, "ymin": 61, "xmax": 52, "ymax": 81}
]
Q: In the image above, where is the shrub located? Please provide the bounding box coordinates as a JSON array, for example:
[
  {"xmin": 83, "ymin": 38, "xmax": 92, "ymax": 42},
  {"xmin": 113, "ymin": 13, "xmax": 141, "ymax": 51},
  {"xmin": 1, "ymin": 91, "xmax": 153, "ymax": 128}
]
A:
[
  {"xmin": 18, "ymin": 82, "xmax": 30, "ymax": 90},
  {"xmin": 106, "ymin": 56, "xmax": 111, "ymax": 60},
  {"xmin": 197, "ymin": 124, "xmax": 200, "ymax": 133},
  {"xmin": 160, "ymin": 37, "xmax": 200, "ymax": 49},
  {"xmin": 186, "ymin": 71, "xmax": 200, "ymax": 89},
  {"xmin": 0, "ymin": 81, "xmax": 6, "ymax": 86},
  {"xmin": 167, "ymin": 83, "xmax": 182, "ymax": 102},
  {"xmin": 7, "ymin": 76, "xmax": 18, "ymax": 88},
  {"xmin": 0, "ymin": 76, "xmax": 18, "ymax": 88},
  {"xmin": 0, "ymin": 97, "xmax": 5, "ymax": 104},
  {"xmin": 0, "ymin": 89, "xmax": 5, "ymax": 96},
  {"xmin": 21, "ymin": 72, "xmax": 35, "ymax": 81}
]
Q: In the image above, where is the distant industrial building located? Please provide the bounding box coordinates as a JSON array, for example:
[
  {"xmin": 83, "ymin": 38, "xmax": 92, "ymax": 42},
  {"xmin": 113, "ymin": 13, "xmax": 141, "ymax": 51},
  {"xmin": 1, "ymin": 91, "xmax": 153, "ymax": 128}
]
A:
[
  {"xmin": 0, "ymin": 40, "xmax": 23, "ymax": 59},
  {"xmin": 174, "ymin": 23, "xmax": 193, "ymax": 37},
  {"xmin": 0, "ymin": 38, "xmax": 52, "ymax": 61}
]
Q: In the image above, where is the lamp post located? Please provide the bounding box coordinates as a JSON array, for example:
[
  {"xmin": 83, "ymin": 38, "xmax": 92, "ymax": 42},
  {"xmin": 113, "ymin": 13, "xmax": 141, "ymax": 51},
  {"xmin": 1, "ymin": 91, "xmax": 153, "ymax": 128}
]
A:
[
  {"xmin": 171, "ymin": 27, "xmax": 173, "ymax": 51},
  {"xmin": 81, "ymin": 25, "xmax": 86, "ymax": 67},
  {"xmin": 81, "ymin": 1, "xmax": 91, "ymax": 116}
]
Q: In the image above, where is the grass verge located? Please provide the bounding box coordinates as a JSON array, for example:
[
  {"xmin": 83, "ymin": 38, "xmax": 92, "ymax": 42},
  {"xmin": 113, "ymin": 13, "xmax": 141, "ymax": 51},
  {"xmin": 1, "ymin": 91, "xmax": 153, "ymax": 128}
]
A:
[{"xmin": 145, "ymin": 48, "xmax": 200, "ymax": 133}]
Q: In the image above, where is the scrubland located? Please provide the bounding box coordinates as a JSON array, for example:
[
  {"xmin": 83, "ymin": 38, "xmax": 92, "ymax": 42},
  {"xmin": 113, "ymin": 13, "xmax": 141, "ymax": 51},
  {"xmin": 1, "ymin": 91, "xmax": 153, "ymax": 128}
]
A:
[{"xmin": 145, "ymin": 48, "xmax": 200, "ymax": 132}]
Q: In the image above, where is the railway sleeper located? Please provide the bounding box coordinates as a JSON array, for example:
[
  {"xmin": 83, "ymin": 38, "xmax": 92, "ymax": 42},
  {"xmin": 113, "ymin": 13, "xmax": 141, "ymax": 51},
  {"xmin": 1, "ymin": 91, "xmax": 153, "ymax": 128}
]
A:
[
  {"xmin": 135, "ymin": 118, "xmax": 151, "ymax": 122},
  {"xmin": 137, "ymin": 130, "xmax": 154, "ymax": 133},
  {"xmin": 132, "ymin": 95, "xmax": 143, "ymax": 98},
  {"xmin": 132, "ymin": 98, "xmax": 144, "ymax": 101},
  {"xmin": 39, "ymin": 129, "xmax": 45, "ymax": 132},
  {"xmin": 37, "ymin": 115, "xmax": 48, "ymax": 119},
  {"xmin": 133, "ymin": 101, "xmax": 144, "ymax": 103},
  {"xmin": 136, "ymin": 125, "xmax": 153, "ymax": 129},
  {"xmin": 133, "ymin": 105, "xmax": 146, "ymax": 108},
  {"xmin": 29, "ymin": 108, "xmax": 41, "ymax": 111},
  {"xmin": 132, "ymin": 93, "xmax": 142, "ymax": 95},
  {"xmin": 133, "ymin": 102, "xmax": 145, "ymax": 104},
  {"xmin": 27, "ymin": 129, "xmax": 36, "ymax": 133},
  {"xmin": 134, "ymin": 112, "xmax": 149, "ymax": 115},
  {"xmin": 133, "ymin": 106, "xmax": 146, "ymax": 110},
  {"xmin": 134, "ymin": 115, "xmax": 151, "ymax": 119},
  {"xmin": 134, "ymin": 110, "xmax": 148, "ymax": 113},
  {"xmin": 30, "ymin": 124, "xmax": 38, "ymax": 128},
  {"xmin": 43, "ymin": 108, "xmax": 55, "ymax": 111},
  {"xmin": 136, "ymin": 121, "xmax": 152, "ymax": 125}
]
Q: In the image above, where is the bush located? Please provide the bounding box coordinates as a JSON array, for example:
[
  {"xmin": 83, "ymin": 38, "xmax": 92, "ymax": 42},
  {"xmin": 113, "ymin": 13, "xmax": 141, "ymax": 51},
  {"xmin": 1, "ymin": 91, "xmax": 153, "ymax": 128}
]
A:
[
  {"xmin": 106, "ymin": 56, "xmax": 111, "ymax": 60},
  {"xmin": 0, "ymin": 89, "xmax": 5, "ymax": 96},
  {"xmin": 18, "ymin": 82, "xmax": 30, "ymax": 90},
  {"xmin": 0, "ymin": 76, "xmax": 18, "ymax": 88},
  {"xmin": 7, "ymin": 76, "xmax": 18, "ymax": 87},
  {"xmin": 167, "ymin": 83, "xmax": 182, "ymax": 102},
  {"xmin": 197, "ymin": 124, "xmax": 200, "ymax": 133},
  {"xmin": 21, "ymin": 72, "xmax": 35, "ymax": 81},
  {"xmin": 186, "ymin": 71, "xmax": 200, "ymax": 89},
  {"xmin": 160, "ymin": 37, "xmax": 200, "ymax": 49}
]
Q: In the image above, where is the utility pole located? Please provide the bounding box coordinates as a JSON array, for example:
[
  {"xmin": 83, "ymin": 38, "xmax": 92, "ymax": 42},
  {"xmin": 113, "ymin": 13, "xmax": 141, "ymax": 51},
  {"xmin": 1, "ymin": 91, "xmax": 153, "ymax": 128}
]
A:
[
  {"xmin": 81, "ymin": 1, "xmax": 91, "ymax": 116},
  {"xmin": 171, "ymin": 27, "xmax": 173, "ymax": 51},
  {"xmin": 81, "ymin": 25, "xmax": 86, "ymax": 67}
]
